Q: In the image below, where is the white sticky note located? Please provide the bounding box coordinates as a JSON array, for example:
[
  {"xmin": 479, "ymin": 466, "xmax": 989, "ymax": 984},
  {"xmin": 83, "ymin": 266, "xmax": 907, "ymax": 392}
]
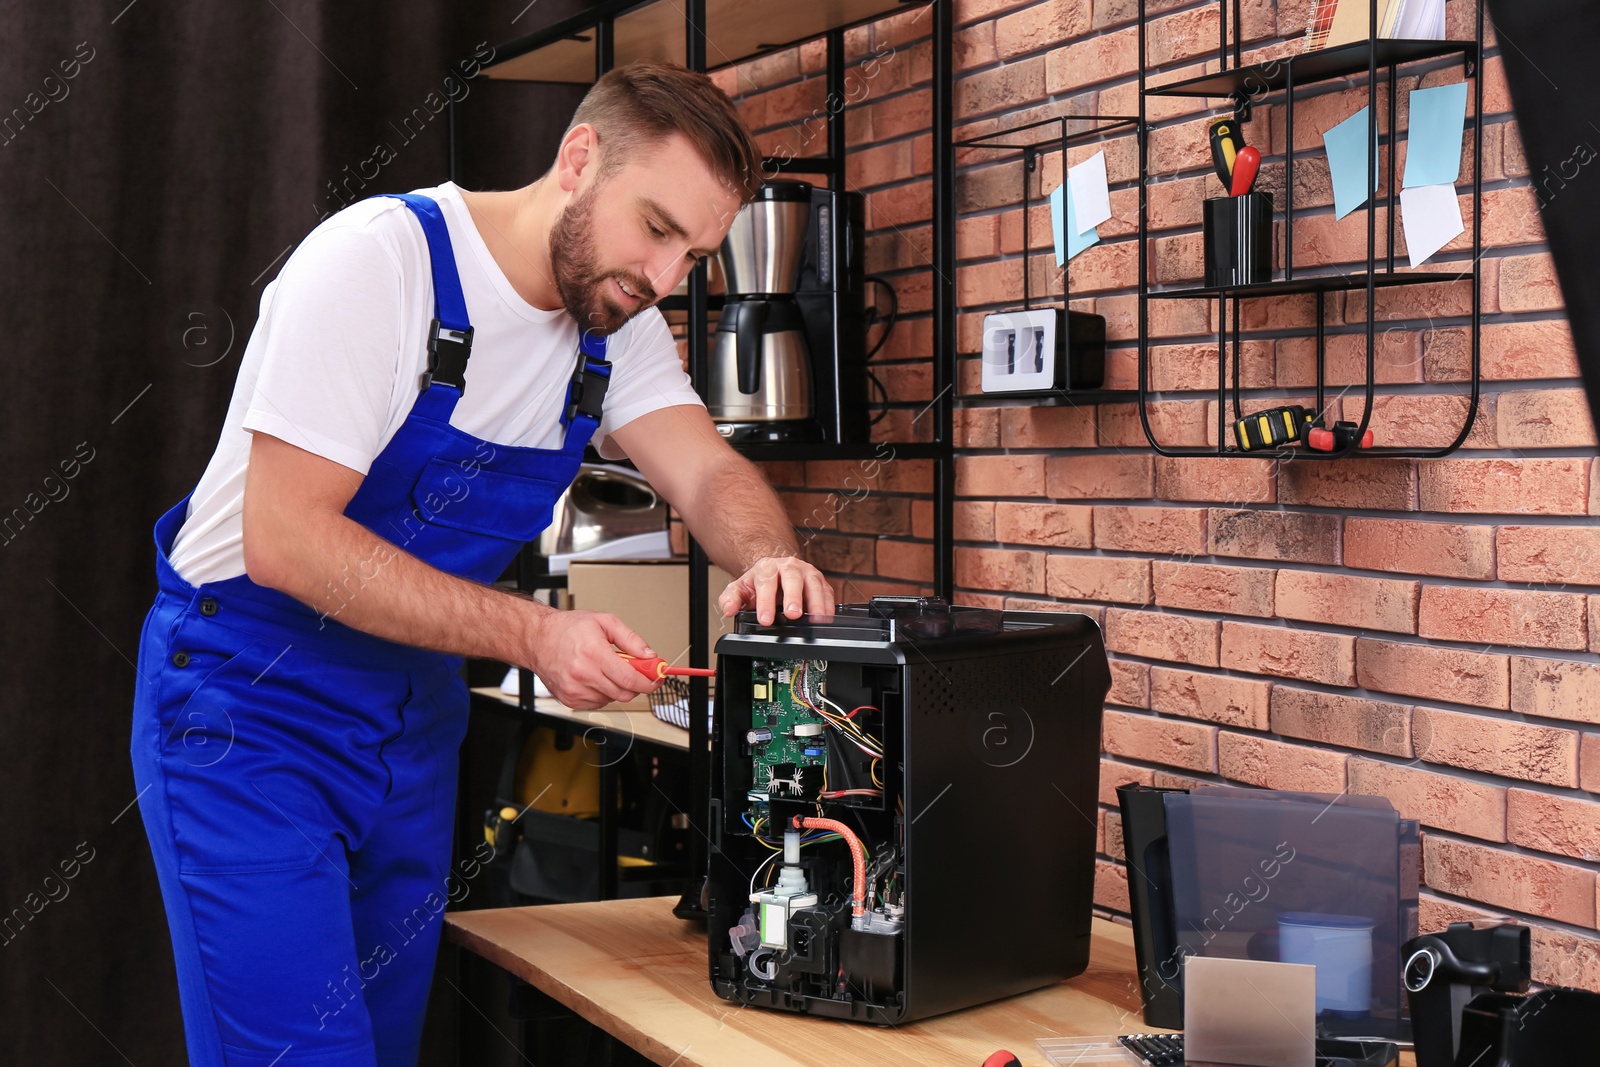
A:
[
  {"xmin": 1400, "ymin": 183, "xmax": 1463, "ymax": 268},
  {"xmin": 1067, "ymin": 151, "xmax": 1111, "ymax": 234}
]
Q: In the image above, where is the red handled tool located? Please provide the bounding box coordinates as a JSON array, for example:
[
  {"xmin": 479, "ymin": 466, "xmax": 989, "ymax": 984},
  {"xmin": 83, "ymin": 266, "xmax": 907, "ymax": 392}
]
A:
[
  {"xmin": 618, "ymin": 653, "xmax": 716, "ymax": 680},
  {"xmin": 1307, "ymin": 420, "xmax": 1374, "ymax": 451},
  {"xmin": 1230, "ymin": 145, "xmax": 1261, "ymax": 196},
  {"xmin": 982, "ymin": 1052, "xmax": 1022, "ymax": 1067}
]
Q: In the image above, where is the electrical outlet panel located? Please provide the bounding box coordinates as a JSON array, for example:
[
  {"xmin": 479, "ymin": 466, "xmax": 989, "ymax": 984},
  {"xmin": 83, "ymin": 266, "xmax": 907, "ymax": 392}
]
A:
[{"xmin": 980, "ymin": 307, "xmax": 1107, "ymax": 394}]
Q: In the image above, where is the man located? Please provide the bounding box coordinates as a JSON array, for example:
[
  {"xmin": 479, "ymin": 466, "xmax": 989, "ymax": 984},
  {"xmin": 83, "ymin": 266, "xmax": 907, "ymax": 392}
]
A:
[{"xmin": 131, "ymin": 61, "xmax": 834, "ymax": 1066}]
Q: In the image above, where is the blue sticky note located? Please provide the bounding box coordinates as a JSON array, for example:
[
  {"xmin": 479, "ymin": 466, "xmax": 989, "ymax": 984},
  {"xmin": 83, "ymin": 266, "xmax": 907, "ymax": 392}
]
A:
[
  {"xmin": 1050, "ymin": 181, "xmax": 1099, "ymax": 267},
  {"xmin": 1324, "ymin": 107, "xmax": 1380, "ymax": 220},
  {"xmin": 1403, "ymin": 82, "xmax": 1468, "ymax": 189}
]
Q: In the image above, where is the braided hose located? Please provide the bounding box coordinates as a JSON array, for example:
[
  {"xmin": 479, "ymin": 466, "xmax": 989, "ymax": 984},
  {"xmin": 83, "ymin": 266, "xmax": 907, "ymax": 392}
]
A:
[{"xmin": 793, "ymin": 816, "xmax": 867, "ymax": 916}]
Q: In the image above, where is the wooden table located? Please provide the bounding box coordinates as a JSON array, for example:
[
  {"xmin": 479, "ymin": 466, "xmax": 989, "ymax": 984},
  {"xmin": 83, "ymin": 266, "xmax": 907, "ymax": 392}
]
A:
[
  {"xmin": 470, "ymin": 686, "xmax": 692, "ymax": 752},
  {"xmin": 446, "ymin": 896, "xmax": 1160, "ymax": 1066}
]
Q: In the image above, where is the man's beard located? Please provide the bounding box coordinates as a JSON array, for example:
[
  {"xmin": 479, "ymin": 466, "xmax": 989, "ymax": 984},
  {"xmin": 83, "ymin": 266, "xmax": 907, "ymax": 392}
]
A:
[{"xmin": 549, "ymin": 181, "xmax": 655, "ymax": 337}]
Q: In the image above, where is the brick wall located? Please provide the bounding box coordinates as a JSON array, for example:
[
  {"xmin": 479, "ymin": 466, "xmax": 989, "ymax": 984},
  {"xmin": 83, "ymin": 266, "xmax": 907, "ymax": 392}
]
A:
[{"xmin": 710, "ymin": 0, "xmax": 1600, "ymax": 989}]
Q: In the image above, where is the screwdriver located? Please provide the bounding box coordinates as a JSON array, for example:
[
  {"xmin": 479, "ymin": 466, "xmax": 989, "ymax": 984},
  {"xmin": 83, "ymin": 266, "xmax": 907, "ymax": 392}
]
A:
[{"xmin": 617, "ymin": 653, "xmax": 716, "ymax": 679}]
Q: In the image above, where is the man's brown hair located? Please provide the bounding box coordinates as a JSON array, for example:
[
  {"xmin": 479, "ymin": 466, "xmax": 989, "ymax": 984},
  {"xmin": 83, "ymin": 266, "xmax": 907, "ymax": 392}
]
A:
[{"xmin": 566, "ymin": 60, "xmax": 762, "ymax": 203}]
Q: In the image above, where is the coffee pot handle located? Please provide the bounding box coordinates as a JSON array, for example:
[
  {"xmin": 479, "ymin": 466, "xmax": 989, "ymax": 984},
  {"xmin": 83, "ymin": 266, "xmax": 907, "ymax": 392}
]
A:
[{"xmin": 735, "ymin": 301, "xmax": 768, "ymax": 395}]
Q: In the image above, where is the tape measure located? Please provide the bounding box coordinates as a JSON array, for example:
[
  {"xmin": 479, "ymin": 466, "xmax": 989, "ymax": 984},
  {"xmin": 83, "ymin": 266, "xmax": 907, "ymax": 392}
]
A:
[{"xmin": 1234, "ymin": 405, "xmax": 1313, "ymax": 451}]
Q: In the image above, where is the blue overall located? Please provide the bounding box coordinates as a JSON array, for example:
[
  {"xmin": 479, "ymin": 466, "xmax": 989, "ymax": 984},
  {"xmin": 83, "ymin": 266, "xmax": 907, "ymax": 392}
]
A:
[{"xmin": 130, "ymin": 194, "xmax": 610, "ymax": 1066}]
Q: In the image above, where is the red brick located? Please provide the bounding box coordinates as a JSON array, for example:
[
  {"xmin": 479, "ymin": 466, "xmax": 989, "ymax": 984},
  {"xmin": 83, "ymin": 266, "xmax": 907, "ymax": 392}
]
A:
[
  {"xmin": 954, "ymin": 547, "xmax": 1045, "ymax": 594},
  {"xmin": 1274, "ymin": 569, "xmax": 1419, "ymax": 634},
  {"xmin": 994, "ymin": 2, "xmax": 1091, "ymax": 59},
  {"xmin": 1208, "ymin": 508, "xmax": 1341, "ymax": 564},
  {"xmin": 1108, "ymin": 658, "xmax": 1150, "ymax": 709},
  {"xmin": 1414, "ymin": 705, "xmax": 1579, "ymax": 787},
  {"xmin": 1092, "ymin": 505, "xmax": 1207, "ymax": 555},
  {"xmin": 1221, "ymin": 621, "xmax": 1357, "ymax": 686},
  {"xmin": 1508, "ymin": 789, "xmax": 1600, "ymax": 861},
  {"xmin": 1099, "ymin": 757, "xmax": 1156, "ymax": 806},
  {"xmin": 1356, "ymin": 638, "xmax": 1510, "ymax": 709},
  {"xmin": 875, "ymin": 539, "xmax": 932, "ymax": 582},
  {"xmin": 1104, "ymin": 809, "xmax": 1125, "ymax": 861},
  {"xmin": 1419, "ymin": 458, "xmax": 1591, "ymax": 516},
  {"xmin": 1272, "ymin": 688, "xmax": 1413, "ymax": 757},
  {"xmin": 1277, "ymin": 331, "xmax": 1425, "ymax": 388},
  {"xmin": 1348, "ymin": 758, "xmax": 1507, "ymax": 841},
  {"xmin": 1583, "ymin": 734, "xmax": 1600, "ymax": 793},
  {"xmin": 992, "ymin": 502, "xmax": 1093, "ymax": 548},
  {"xmin": 1045, "ymin": 455, "xmax": 1155, "ymax": 499},
  {"xmin": 1530, "ymin": 925, "xmax": 1600, "ymax": 992},
  {"xmin": 1498, "ymin": 525, "xmax": 1600, "ymax": 586},
  {"xmin": 955, "ymin": 56, "xmax": 1046, "ymax": 121},
  {"xmin": 1278, "ymin": 458, "xmax": 1417, "ymax": 511},
  {"xmin": 953, "ymin": 501, "xmax": 995, "ymax": 541},
  {"xmin": 1419, "ymin": 586, "xmax": 1589, "ymax": 651},
  {"xmin": 1106, "ymin": 611, "xmax": 1221, "ymax": 668},
  {"xmin": 1344, "ymin": 518, "xmax": 1495, "ymax": 580},
  {"xmin": 1497, "ymin": 389, "xmax": 1598, "ymax": 449},
  {"xmin": 1044, "ymin": 26, "xmax": 1138, "ymax": 95},
  {"xmin": 835, "ymin": 495, "xmax": 911, "ymax": 536},
  {"xmin": 1100, "ymin": 400, "xmax": 1211, "ymax": 448},
  {"xmin": 1149, "ymin": 666, "xmax": 1270, "ymax": 729},
  {"xmin": 1148, "ymin": 340, "xmax": 1275, "ymax": 392},
  {"xmin": 1102, "ymin": 709, "xmax": 1218, "ymax": 773},
  {"xmin": 1154, "ymin": 457, "xmax": 1277, "ymax": 505},
  {"xmin": 1046, "ymin": 555, "xmax": 1153, "ymax": 604},
  {"xmin": 1498, "ymin": 253, "xmax": 1565, "ymax": 313},
  {"xmin": 1419, "ymin": 893, "xmax": 1504, "ymax": 934},
  {"xmin": 1511, "ymin": 657, "xmax": 1600, "ymax": 726},
  {"xmin": 1423, "ymin": 836, "xmax": 1594, "ymax": 927},
  {"xmin": 1095, "ymin": 858, "xmax": 1131, "ymax": 914},
  {"xmin": 1154, "ymin": 561, "xmax": 1276, "ymax": 617},
  {"xmin": 955, "ymin": 454, "xmax": 1046, "ymax": 498},
  {"xmin": 1219, "ymin": 733, "xmax": 1347, "ymax": 793},
  {"xmin": 1424, "ymin": 320, "xmax": 1583, "ymax": 383},
  {"xmin": 954, "ymin": 406, "xmax": 1001, "ymax": 448},
  {"xmin": 1594, "ymin": 594, "xmax": 1600, "ymax": 651},
  {"xmin": 803, "ymin": 533, "xmax": 876, "ymax": 575},
  {"xmin": 1340, "ymin": 393, "xmax": 1496, "ymax": 451},
  {"xmin": 999, "ymin": 405, "xmax": 1096, "ymax": 448}
]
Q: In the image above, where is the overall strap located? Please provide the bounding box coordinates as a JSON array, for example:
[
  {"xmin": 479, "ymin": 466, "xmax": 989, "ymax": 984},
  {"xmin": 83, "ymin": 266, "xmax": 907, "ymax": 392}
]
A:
[
  {"xmin": 561, "ymin": 329, "xmax": 612, "ymax": 434},
  {"xmin": 383, "ymin": 193, "xmax": 473, "ymax": 394}
]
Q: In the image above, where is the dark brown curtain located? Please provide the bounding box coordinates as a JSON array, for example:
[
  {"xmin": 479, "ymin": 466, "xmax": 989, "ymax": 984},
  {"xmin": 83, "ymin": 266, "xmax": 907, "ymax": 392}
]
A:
[{"xmin": 0, "ymin": 2, "xmax": 585, "ymax": 1061}]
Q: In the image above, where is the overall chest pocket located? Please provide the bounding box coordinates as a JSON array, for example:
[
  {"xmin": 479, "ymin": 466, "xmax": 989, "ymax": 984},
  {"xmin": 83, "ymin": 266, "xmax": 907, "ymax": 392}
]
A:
[{"xmin": 409, "ymin": 456, "xmax": 573, "ymax": 541}]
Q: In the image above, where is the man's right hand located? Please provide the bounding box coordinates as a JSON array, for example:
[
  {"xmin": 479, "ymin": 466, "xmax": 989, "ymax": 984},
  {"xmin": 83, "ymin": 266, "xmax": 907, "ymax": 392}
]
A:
[{"xmin": 523, "ymin": 608, "xmax": 661, "ymax": 711}]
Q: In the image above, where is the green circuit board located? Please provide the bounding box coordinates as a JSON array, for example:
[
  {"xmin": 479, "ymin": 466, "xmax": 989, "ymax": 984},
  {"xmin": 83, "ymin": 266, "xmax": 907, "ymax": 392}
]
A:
[{"xmin": 749, "ymin": 658, "xmax": 827, "ymax": 801}]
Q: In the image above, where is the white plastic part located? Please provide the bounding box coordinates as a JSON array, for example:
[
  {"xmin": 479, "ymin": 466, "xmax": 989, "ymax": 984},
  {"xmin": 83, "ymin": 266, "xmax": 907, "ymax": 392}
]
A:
[
  {"xmin": 981, "ymin": 308, "xmax": 1061, "ymax": 393},
  {"xmin": 792, "ymin": 723, "xmax": 825, "ymax": 738}
]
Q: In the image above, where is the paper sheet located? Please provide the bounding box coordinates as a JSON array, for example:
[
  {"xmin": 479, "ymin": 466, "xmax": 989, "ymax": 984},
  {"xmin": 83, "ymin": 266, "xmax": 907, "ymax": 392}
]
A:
[
  {"xmin": 1049, "ymin": 183, "xmax": 1099, "ymax": 266},
  {"xmin": 1403, "ymin": 81, "xmax": 1468, "ymax": 188},
  {"xmin": 1066, "ymin": 151, "xmax": 1112, "ymax": 234},
  {"xmin": 1400, "ymin": 183, "xmax": 1463, "ymax": 267},
  {"xmin": 1324, "ymin": 107, "xmax": 1379, "ymax": 220}
]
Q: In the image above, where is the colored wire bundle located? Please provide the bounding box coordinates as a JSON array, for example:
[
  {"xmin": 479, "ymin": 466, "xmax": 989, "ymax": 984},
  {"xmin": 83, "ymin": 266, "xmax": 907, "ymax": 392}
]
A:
[{"xmin": 793, "ymin": 815, "xmax": 867, "ymax": 916}]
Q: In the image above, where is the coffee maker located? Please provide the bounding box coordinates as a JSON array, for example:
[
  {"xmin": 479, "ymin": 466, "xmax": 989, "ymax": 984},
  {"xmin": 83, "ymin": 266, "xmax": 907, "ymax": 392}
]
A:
[{"xmin": 709, "ymin": 180, "xmax": 868, "ymax": 445}]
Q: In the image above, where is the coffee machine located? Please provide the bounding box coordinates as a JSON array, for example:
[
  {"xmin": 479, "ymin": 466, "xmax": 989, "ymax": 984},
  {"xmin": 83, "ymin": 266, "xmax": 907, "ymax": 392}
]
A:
[{"xmin": 709, "ymin": 180, "xmax": 869, "ymax": 445}]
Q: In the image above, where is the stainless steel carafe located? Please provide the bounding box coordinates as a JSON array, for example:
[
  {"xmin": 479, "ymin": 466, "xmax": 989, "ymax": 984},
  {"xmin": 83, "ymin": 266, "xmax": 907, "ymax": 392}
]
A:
[{"xmin": 708, "ymin": 182, "xmax": 815, "ymax": 437}]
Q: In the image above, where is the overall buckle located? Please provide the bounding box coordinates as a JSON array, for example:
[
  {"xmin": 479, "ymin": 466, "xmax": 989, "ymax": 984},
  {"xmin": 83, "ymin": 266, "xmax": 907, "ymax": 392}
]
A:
[
  {"xmin": 564, "ymin": 353, "xmax": 612, "ymax": 423},
  {"xmin": 423, "ymin": 317, "xmax": 474, "ymax": 393}
]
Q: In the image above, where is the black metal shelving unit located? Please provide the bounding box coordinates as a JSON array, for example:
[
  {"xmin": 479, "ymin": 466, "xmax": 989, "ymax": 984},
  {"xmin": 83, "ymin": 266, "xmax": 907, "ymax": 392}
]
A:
[
  {"xmin": 1135, "ymin": 0, "xmax": 1485, "ymax": 459},
  {"xmin": 954, "ymin": 113, "xmax": 1141, "ymax": 411},
  {"xmin": 447, "ymin": 0, "xmax": 956, "ymax": 916}
]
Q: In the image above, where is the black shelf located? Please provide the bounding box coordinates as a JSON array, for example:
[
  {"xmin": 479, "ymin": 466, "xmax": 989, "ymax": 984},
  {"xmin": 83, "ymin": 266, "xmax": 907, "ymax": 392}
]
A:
[
  {"xmin": 1145, "ymin": 38, "xmax": 1477, "ymax": 99},
  {"xmin": 734, "ymin": 439, "xmax": 939, "ymax": 462},
  {"xmin": 1147, "ymin": 270, "xmax": 1469, "ymax": 300},
  {"xmin": 956, "ymin": 114, "xmax": 1140, "ymax": 153},
  {"xmin": 957, "ymin": 389, "xmax": 1138, "ymax": 406},
  {"xmin": 1135, "ymin": 0, "xmax": 1484, "ymax": 460}
]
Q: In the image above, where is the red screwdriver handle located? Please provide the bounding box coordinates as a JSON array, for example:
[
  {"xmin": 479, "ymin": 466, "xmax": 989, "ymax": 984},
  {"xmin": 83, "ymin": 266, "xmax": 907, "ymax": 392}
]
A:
[
  {"xmin": 1230, "ymin": 145, "xmax": 1261, "ymax": 197},
  {"xmin": 618, "ymin": 654, "xmax": 716, "ymax": 679}
]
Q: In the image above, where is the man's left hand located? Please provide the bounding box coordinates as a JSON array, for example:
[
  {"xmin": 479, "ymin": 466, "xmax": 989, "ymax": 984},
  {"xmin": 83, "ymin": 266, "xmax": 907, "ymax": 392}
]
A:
[{"xmin": 718, "ymin": 556, "xmax": 836, "ymax": 625}]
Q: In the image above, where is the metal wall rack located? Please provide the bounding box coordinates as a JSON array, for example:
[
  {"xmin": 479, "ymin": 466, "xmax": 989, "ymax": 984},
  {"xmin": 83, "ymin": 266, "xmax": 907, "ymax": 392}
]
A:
[
  {"xmin": 1135, "ymin": 0, "xmax": 1485, "ymax": 458},
  {"xmin": 954, "ymin": 113, "xmax": 1140, "ymax": 409},
  {"xmin": 448, "ymin": 0, "xmax": 956, "ymax": 912}
]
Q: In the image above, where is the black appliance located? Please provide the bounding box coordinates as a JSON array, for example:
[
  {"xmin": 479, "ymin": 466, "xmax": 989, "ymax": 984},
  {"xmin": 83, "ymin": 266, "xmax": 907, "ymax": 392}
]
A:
[
  {"xmin": 705, "ymin": 597, "xmax": 1111, "ymax": 1024},
  {"xmin": 794, "ymin": 184, "xmax": 870, "ymax": 445}
]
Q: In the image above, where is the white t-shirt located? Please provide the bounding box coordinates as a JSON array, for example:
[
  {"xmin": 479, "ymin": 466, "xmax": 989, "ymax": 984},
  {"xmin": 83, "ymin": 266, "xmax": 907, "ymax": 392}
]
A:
[{"xmin": 168, "ymin": 182, "xmax": 701, "ymax": 586}]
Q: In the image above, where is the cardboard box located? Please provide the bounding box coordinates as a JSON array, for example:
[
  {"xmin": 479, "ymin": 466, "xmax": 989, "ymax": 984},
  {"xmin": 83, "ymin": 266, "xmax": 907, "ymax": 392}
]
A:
[{"xmin": 566, "ymin": 559, "xmax": 737, "ymax": 669}]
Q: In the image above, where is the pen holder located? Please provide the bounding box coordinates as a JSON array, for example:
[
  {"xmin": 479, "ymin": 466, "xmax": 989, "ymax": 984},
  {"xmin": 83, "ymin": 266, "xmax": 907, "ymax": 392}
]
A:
[{"xmin": 1203, "ymin": 192, "xmax": 1272, "ymax": 287}]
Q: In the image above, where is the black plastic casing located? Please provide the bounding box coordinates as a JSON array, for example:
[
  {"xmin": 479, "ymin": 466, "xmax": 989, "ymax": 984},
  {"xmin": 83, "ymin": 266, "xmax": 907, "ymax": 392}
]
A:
[{"xmin": 706, "ymin": 599, "xmax": 1111, "ymax": 1024}]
